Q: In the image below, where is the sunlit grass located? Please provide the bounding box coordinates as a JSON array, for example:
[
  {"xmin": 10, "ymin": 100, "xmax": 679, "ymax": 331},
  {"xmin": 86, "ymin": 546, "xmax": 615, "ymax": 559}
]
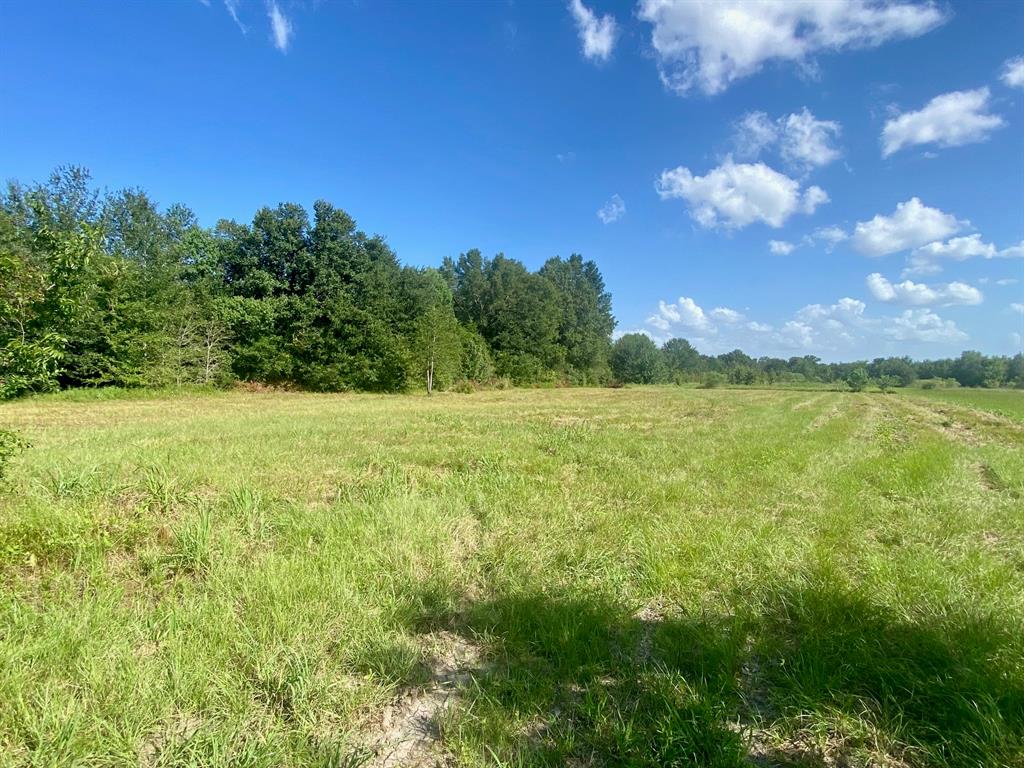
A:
[{"xmin": 1, "ymin": 387, "xmax": 1021, "ymax": 766}]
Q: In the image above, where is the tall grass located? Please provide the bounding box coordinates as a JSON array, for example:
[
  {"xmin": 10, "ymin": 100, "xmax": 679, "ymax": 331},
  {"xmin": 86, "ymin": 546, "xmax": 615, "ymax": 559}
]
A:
[{"xmin": 0, "ymin": 387, "xmax": 1021, "ymax": 766}]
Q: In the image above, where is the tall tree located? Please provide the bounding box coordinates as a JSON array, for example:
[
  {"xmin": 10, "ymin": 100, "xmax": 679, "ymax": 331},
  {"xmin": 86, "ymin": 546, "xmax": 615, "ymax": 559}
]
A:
[{"xmin": 539, "ymin": 254, "xmax": 615, "ymax": 383}]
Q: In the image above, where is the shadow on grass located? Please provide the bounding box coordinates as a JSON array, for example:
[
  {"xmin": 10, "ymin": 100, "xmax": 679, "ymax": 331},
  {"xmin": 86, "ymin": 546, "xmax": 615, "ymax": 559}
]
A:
[{"xmin": 404, "ymin": 579, "xmax": 1023, "ymax": 767}]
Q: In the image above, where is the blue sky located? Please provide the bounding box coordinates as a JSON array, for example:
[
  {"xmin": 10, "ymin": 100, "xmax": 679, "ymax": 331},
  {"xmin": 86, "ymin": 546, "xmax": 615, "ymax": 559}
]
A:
[{"xmin": 2, "ymin": 0, "xmax": 1022, "ymax": 360}]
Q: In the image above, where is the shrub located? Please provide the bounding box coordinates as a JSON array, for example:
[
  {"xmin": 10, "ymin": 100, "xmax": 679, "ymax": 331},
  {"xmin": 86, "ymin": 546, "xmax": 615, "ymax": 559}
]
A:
[
  {"xmin": 0, "ymin": 430, "xmax": 29, "ymax": 486},
  {"xmin": 846, "ymin": 367, "xmax": 870, "ymax": 392},
  {"xmin": 699, "ymin": 372, "xmax": 726, "ymax": 389},
  {"xmin": 877, "ymin": 375, "xmax": 900, "ymax": 393},
  {"xmin": 450, "ymin": 379, "xmax": 477, "ymax": 394}
]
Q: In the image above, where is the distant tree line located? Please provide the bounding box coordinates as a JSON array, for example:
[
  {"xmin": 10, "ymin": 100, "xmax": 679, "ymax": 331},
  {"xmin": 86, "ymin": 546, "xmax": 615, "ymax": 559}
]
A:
[
  {"xmin": 611, "ymin": 334, "xmax": 1024, "ymax": 390},
  {"xmin": 3, "ymin": 168, "xmax": 1020, "ymax": 401},
  {"xmin": 1, "ymin": 168, "xmax": 614, "ymax": 399}
]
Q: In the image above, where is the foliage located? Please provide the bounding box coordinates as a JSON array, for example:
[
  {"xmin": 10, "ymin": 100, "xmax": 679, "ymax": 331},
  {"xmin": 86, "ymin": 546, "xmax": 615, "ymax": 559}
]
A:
[
  {"xmin": 2, "ymin": 167, "xmax": 1021, "ymax": 400},
  {"xmin": 610, "ymin": 333, "xmax": 663, "ymax": 384},
  {"xmin": 0, "ymin": 429, "xmax": 28, "ymax": 485},
  {"xmin": 1, "ymin": 169, "xmax": 619, "ymax": 398},
  {"xmin": 846, "ymin": 367, "xmax": 870, "ymax": 392}
]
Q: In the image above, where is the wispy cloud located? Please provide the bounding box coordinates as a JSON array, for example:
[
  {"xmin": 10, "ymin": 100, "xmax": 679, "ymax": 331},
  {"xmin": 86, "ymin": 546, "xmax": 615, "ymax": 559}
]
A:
[
  {"xmin": 224, "ymin": 0, "xmax": 246, "ymax": 34},
  {"xmin": 267, "ymin": 0, "xmax": 293, "ymax": 53}
]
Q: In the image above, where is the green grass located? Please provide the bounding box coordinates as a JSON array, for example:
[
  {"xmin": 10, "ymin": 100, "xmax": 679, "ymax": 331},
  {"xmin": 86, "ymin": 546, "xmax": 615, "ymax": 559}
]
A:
[
  {"xmin": 1, "ymin": 387, "xmax": 1022, "ymax": 767},
  {"xmin": 906, "ymin": 386, "xmax": 1024, "ymax": 421}
]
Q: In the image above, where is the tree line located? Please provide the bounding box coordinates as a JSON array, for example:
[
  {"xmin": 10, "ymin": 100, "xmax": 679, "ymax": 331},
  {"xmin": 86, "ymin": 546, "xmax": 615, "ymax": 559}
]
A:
[
  {"xmin": 2, "ymin": 167, "xmax": 1020, "ymax": 401},
  {"xmin": 1, "ymin": 168, "xmax": 614, "ymax": 399},
  {"xmin": 610, "ymin": 334, "xmax": 1024, "ymax": 389}
]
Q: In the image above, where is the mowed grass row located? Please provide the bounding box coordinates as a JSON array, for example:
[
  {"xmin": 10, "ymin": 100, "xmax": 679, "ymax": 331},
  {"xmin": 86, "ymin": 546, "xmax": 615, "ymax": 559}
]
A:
[{"xmin": 1, "ymin": 387, "xmax": 1022, "ymax": 767}]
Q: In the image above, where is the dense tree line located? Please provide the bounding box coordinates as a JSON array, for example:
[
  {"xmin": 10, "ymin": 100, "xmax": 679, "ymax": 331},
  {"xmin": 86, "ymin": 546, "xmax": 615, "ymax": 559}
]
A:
[
  {"xmin": 3, "ymin": 168, "xmax": 1020, "ymax": 400},
  {"xmin": 0, "ymin": 168, "xmax": 615, "ymax": 399},
  {"xmin": 610, "ymin": 334, "xmax": 1024, "ymax": 389}
]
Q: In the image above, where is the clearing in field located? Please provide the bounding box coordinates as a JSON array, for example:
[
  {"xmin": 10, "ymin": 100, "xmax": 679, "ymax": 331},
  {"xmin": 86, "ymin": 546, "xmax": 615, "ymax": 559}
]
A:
[{"xmin": 1, "ymin": 387, "xmax": 1022, "ymax": 767}]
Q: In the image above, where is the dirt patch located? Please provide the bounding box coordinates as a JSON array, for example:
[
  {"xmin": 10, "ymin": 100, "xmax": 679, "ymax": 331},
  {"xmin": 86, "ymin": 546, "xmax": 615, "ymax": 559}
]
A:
[
  {"xmin": 139, "ymin": 713, "xmax": 202, "ymax": 768},
  {"xmin": 632, "ymin": 600, "xmax": 666, "ymax": 665},
  {"xmin": 362, "ymin": 631, "xmax": 481, "ymax": 767}
]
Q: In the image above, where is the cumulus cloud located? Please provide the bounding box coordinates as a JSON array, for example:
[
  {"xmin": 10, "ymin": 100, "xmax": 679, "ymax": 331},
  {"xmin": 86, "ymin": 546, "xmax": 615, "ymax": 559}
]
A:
[
  {"xmin": 884, "ymin": 309, "xmax": 968, "ymax": 343},
  {"xmin": 737, "ymin": 109, "xmax": 842, "ymax": 171},
  {"xmin": 904, "ymin": 235, "xmax": 1024, "ymax": 275},
  {"xmin": 1001, "ymin": 56, "xmax": 1024, "ymax": 88},
  {"xmin": 637, "ymin": 0, "xmax": 946, "ymax": 95},
  {"xmin": 710, "ymin": 307, "xmax": 743, "ymax": 323},
  {"xmin": 807, "ymin": 226, "xmax": 849, "ymax": 252},
  {"xmin": 597, "ymin": 194, "xmax": 625, "ymax": 224},
  {"xmin": 866, "ymin": 273, "xmax": 983, "ymax": 306},
  {"xmin": 568, "ymin": 0, "xmax": 617, "ymax": 62},
  {"xmin": 656, "ymin": 157, "xmax": 828, "ymax": 229},
  {"xmin": 769, "ymin": 240, "xmax": 795, "ymax": 255},
  {"xmin": 641, "ymin": 290, "xmax": 971, "ymax": 355},
  {"xmin": 850, "ymin": 197, "xmax": 962, "ymax": 257},
  {"xmin": 881, "ymin": 88, "xmax": 1005, "ymax": 156},
  {"xmin": 267, "ymin": 0, "xmax": 292, "ymax": 52},
  {"xmin": 648, "ymin": 297, "xmax": 713, "ymax": 332}
]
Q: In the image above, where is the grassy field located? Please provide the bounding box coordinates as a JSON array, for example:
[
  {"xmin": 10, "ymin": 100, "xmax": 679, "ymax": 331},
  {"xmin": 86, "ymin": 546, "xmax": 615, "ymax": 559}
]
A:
[
  {"xmin": 906, "ymin": 386, "xmax": 1024, "ymax": 422},
  {"xmin": 1, "ymin": 387, "xmax": 1022, "ymax": 767}
]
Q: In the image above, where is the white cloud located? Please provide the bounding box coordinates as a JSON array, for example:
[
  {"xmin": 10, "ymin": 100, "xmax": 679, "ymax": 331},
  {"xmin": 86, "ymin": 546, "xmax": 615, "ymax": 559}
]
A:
[
  {"xmin": 780, "ymin": 320, "xmax": 815, "ymax": 348},
  {"xmin": 1012, "ymin": 303, "xmax": 1024, "ymax": 314},
  {"xmin": 641, "ymin": 290, "xmax": 972, "ymax": 356},
  {"xmin": 905, "ymin": 235, "xmax": 1024, "ymax": 275},
  {"xmin": 656, "ymin": 157, "xmax": 828, "ymax": 229},
  {"xmin": 556, "ymin": 151, "xmax": 576, "ymax": 164},
  {"xmin": 597, "ymin": 194, "xmax": 625, "ymax": 224},
  {"xmin": 637, "ymin": 0, "xmax": 946, "ymax": 96},
  {"xmin": 225, "ymin": 0, "xmax": 246, "ymax": 33},
  {"xmin": 568, "ymin": 0, "xmax": 617, "ymax": 62},
  {"xmin": 801, "ymin": 185, "xmax": 829, "ymax": 214},
  {"xmin": 734, "ymin": 112, "xmax": 778, "ymax": 159},
  {"xmin": 797, "ymin": 297, "xmax": 866, "ymax": 323},
  {"xmin": 710, "ymin": 307, "xmax": 743, "ymax": 323},
  {"xmin": 866, "ymin": 273, "xmax": 983, "ymax": 306},
  {"xmin": 648, "ymin": 297, "xmax": 713, "ymax": 332},
  {"xmin": 734, "ymin": 108, "xmax": 841, "ymax": 171},
  {"xmin": 769, "ymin": 240, "xmax": 795, "ymax": 255},
  {"xmin": 1001, "ymin": 56, "xmax": 1024, "ymax": 89},
  {"xmin": 267, "ymin": 0, "xmax": 292, "ymax": 52},
  {"xmin": 881, "ymin": 88, "xmax": 1005, "ymax": 156},
  {"xmin": 995, "ymin": 278, "xmax": 1018, "ymax": 286},
  {"xmin": 780, "ymin": 109, "xmax": 842, "ymax": 169},
  {"xmin": 811, "ymin": 226, "xmax": 849, "ymax": 251},
  {"xmin": 884, "ymin": 309, "xmax": 968, "ymax": 343},
  {"xmin": 850, "ymin": 197, "xmax": 962, "ymax": 257}
]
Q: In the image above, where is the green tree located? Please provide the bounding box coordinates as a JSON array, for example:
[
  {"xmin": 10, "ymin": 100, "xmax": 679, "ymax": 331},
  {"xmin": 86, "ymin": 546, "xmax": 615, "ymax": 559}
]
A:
[
  {"xmin": 846, "ymin": 366, "xmax": 870, "ymax": 392},
  {"xmin": 952, "ymin": 351, "xmax": 986, "ymax": 388},
  {"xmin": 538, "ymin": 254, "xmax": 615, "ymax": 383},
  {"xmin": 610, "ymin": 333, "xmax": 663, "ymax": 384}
]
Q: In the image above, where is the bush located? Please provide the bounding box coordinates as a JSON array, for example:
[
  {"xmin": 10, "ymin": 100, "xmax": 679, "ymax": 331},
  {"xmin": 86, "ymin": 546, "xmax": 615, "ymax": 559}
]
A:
[
  {"xmin": 449, "ymin": 379, "xmax": 477, "ymax": 394},
  {"xmin": 0, "ymin": 430, "xmax": 29, "ymax": 486},
  {"xmin": 699, "ymin": 372, "xmax": 726, "ymax": 389},
  {"xmin": 846, "ymin": 367, "xmax": 870, "ymax": 392},
  {"xmin": 877, "ymin": 375, "xmax": 900, "ymax": 393}
]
